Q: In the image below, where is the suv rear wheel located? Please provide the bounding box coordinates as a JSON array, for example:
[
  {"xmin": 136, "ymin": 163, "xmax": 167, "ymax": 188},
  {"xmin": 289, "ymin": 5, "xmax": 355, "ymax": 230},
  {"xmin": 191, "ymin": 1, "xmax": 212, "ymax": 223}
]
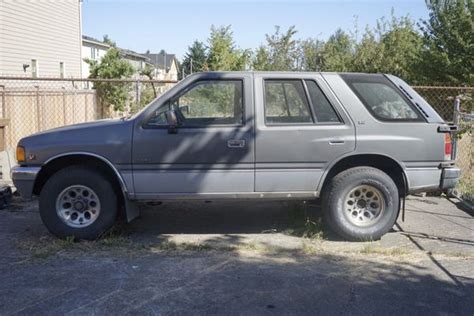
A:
[
  {"xmin": 39, "ymin": 166, "xmax": 117, "ymax": 240},
  {"xmin": 323, "ymin": 167, "xmax": 399, "ymax": 241}
]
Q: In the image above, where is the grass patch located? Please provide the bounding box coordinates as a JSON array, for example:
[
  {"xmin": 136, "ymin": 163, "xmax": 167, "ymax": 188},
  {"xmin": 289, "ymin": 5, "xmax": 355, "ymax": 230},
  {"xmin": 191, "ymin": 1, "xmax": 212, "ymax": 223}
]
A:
[
  {"xmin": 301, "ymin": 240, "xmax": 318, "ymax": 255},
  {"xmin": 17, "ymin": 236, "xmax": 75, "ymax": 260},
  {"xmin": 360, "ymin": 244, "xmax": 408, "ymax": 257},
  {"xmin": 150, "ymin": 241, "xmax": 262, "ymax": 253},
  {"xmin": 284, "ymin": 201, "xmax": 324, "ymax": 241}
]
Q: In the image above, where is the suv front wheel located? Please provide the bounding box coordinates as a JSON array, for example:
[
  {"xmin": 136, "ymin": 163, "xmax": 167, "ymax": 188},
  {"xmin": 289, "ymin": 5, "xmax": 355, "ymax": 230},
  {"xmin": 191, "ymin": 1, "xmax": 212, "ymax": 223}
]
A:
[
  {"xmin": 39, "ymin": 166, "xmax": 118, "ymax": 240},
  {"xmin": 323, "ymin": 167, "xmax": 399, "ymax": 241}
]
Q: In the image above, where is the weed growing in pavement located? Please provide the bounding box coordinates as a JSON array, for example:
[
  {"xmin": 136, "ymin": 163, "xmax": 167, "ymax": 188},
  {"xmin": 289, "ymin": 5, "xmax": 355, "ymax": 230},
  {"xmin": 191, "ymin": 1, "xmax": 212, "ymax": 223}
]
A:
[{"xmin": 284, "ymin": 201, "xmax": 324, "ymax": 241}]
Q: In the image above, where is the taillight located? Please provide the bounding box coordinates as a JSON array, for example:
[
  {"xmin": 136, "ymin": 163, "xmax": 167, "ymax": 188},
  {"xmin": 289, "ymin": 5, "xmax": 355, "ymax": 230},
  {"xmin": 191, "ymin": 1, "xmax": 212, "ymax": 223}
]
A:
[{"xmin": 444, "ymin": 133, "xmax": 452, "ymax": 160}]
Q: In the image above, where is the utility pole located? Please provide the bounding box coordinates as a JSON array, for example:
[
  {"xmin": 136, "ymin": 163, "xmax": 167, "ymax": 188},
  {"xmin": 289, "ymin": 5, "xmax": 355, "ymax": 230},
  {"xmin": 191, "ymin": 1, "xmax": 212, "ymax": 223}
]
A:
[{"xmin": 190, "ymin": 58, "xmax": 193, "ymax": 74}]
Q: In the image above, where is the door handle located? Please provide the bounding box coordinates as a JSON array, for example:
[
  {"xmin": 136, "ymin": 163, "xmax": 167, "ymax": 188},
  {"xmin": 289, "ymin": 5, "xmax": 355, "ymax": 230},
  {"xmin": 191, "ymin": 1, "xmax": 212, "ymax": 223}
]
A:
[
  {"xmin": 329, "ymin": 139, "xmax": 345, "ymax": 145},
  {"xmin": 227, "ymin": 139, "xmax": 246, "ymax": 148}
]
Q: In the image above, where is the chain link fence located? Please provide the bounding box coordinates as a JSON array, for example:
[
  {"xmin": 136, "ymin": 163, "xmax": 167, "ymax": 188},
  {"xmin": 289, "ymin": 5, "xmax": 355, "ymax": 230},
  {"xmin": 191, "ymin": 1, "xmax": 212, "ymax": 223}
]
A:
[
  {"xmin": 0, "ymin": 77, "xmax": 176, "ymax": 150},
  {"xmin": 0, "ymin": 77, "xmax": 471, "ymax": 202}
]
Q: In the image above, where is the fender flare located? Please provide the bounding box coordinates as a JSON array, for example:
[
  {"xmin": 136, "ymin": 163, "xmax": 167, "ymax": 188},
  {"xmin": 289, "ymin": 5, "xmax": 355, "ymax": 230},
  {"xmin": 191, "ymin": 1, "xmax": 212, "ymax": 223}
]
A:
[
  {"xmin": 42, "ymin": 152, "xmax": 139, "ymax": 221},
  {"xmin": 316, "ymin": 152, "xmax": 408, "ymax": 194}
]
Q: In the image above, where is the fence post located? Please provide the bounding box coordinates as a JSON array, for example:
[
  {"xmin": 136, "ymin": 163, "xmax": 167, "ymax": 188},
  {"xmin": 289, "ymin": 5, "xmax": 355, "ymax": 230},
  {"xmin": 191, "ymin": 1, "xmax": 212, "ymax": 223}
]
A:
[
  {"xmin": 452, "ymin": 96, "xmax": 461, "ymax": 160},
  {"xmin": 84, "ymin": 90, "xmax": 88, "ymax": 121},
  {"xmin": 72, "ymin": 82, "xmax": 76, "ymax": 124},
  {"xmin": 62, "ymin": 87, "xmax": 67, "ymax": 125},
  {"xmin": 35, "ymin": 85, "xmax": 41, "ymax": 132},
  {"xmin": 135, "ymin": 80, "xmax": 141, "ymax": 111},
  {"xmin": 0, "ymin": 85, "xmax": 6, "ymax": 151},
  {"xmin": 0, "ymin": 85, "xmax": 5, "ymax": 118}
]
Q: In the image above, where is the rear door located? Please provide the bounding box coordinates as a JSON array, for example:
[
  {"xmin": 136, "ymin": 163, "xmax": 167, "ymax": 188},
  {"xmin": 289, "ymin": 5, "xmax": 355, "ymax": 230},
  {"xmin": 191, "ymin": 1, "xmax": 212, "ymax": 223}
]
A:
[{"xmin": 254, "ymin": 73, "xmax": 355, "ymax": 194}]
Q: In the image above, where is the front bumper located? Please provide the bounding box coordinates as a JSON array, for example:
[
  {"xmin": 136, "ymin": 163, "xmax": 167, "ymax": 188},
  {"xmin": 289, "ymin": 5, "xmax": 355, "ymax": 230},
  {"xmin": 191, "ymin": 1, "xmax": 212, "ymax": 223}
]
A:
[
  {"xmin": 440, "ymin": 167, "xmax": 461, "ymax": 190},
  {"xmin": 11, "ymin": 166, "xmax": 41, "ymax": 199}
]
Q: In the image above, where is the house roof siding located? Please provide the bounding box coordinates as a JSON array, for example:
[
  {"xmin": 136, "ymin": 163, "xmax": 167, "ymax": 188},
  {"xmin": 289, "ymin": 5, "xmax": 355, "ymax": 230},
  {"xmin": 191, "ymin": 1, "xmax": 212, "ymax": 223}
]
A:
[{"xmin": 142, "ymin": 53, "xmax": 177, "ymax": 71}]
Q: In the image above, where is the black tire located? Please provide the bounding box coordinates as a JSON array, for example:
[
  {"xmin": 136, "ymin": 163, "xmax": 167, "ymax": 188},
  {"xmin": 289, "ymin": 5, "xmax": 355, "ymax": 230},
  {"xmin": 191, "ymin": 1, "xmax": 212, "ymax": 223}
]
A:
[
  {"xmin": 323, "ymin": 167, "xmax": 399, "ymax": 241},
  {"xmin": 39, "ymin": 166, "xmax": 118, "ymax": 240}
]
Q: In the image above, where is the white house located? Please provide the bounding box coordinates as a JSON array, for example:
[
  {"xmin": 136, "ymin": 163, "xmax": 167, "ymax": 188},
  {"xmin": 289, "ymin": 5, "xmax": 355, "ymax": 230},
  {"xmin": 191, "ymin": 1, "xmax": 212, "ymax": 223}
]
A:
[
  {"xmin": 142, "ymin": 52, "xmax": 179, "ymax": 81},
  {"xmin": 82, "ymin": 36, "xmax": 150, "ymax": 79},
  {"xmin": 0, "ymin": 0, "xmax": 82, "ymax": 78}
]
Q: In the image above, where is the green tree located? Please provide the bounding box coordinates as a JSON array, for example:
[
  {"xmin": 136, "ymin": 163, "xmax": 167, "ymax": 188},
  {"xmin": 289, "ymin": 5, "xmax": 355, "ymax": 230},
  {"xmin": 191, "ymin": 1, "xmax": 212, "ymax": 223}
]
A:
[
  {"xmin": 85, "ymin": 47, "xmax": 134, "ymax": 112},
  {"xmin": 207, "ymin": 25, "xmax": 249, "ymax": 71},
  {"xmin": 102, "ymin": 34, "xmax": 116, "ymax": 47},
  {"xmin": 418, "ymin": 0, "xmax": 474, "ymax": 85},
  {"xmin": 299, "ymin": 38, "xmax": 325, "ymax": 71},
  {"xmin": 181, "ymin": 40, "xmax": 208, "ymax": 76},
  {"xmin": 379, "ymin": 15, "xmax": 423, "ymax": 83},
  {"xmin": 139, "ymin": 63, "xmax": 157, "ymax": 106},
  {"xmin": 321, "ymin": 29, "xmax": 354, "ymax": 72},
  {"xmin": 252, "ymin": 46, "xmax": 271, "ymax": 70},
  {"xmin": 352, "ymin": 14, "xmax": 423, "ymax": 83},
  {"xmin": 352, "ymin": 27, "xmax": 383, "ymax": 73},
  {"xmin": 253, "ymin": 26, "xmax": 299, "ymax": 71}
]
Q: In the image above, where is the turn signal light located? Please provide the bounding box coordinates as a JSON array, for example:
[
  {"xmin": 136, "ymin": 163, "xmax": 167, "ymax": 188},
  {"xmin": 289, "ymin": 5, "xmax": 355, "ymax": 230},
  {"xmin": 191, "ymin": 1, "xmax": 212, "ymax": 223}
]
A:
[{"xmin": 16, "ymin": 146, "xmax": 25, "ymax": 163}]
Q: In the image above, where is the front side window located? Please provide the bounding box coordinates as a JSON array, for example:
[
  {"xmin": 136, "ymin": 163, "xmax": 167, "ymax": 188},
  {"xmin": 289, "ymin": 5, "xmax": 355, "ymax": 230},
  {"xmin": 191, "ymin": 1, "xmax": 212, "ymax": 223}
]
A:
[
  {"xmin": 148, "ymin": 80, "xmax": 243, "ymax": 126},
  {"xmin": 342, "ymin": 75, "xmax": 422, "ymax": 121},
  {"xmin": 264, "ymin": 80, "xmax": 312, "ymax": 124}
]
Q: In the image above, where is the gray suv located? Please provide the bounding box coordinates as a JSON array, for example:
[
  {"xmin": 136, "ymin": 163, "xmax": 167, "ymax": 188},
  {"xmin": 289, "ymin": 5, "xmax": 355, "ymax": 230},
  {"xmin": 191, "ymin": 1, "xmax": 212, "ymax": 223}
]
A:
[{"xmin": 12, "ymin": 72, "xmax": 460, "ymax": 241}]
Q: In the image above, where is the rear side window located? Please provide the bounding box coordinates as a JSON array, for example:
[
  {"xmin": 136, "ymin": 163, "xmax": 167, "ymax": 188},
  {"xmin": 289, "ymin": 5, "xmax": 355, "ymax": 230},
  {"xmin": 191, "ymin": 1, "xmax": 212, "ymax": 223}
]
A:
[
  {"xmin": 305, "ymin": 80, "xmax": 340, "ymax": 123},
  {"xmin": 341, "ymin": 75, "xmax": 422, "ymax": 121},
  {"xmin": 264, "ymin": 80, "xmax": 313, "ymax": 124}
]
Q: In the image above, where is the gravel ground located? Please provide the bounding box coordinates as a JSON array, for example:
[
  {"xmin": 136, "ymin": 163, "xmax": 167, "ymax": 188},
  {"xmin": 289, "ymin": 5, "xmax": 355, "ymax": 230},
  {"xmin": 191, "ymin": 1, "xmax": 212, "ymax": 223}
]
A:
[{"xmin": 0, "ymin": 195, "xmax": 472, "ymax": 315}]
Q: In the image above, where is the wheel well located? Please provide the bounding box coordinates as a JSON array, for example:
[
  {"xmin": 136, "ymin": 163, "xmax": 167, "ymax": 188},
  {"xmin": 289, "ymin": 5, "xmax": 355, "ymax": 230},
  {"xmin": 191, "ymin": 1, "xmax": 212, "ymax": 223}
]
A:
[
  {"xmin": 33, "ymin": 155, "xmax": 125, "ymax": 207},
  {"xmin": 320, "ymin": 154, "xmax": 407, "ymax": 197}
]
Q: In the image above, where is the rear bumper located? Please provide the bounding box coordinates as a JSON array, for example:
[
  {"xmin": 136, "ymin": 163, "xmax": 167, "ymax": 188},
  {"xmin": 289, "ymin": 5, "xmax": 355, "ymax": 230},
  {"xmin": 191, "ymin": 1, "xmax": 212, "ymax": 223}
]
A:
[
  {"xmin": 11, "ymin": 166, "xmax": 40, "ymax": 199},
  {"xmin": 406, "ymin": 164, "xmax": 461, "ymax": 193},
  {"xmin": 439, "ymin": 167, "xmax": 461, "ymax": 190}
]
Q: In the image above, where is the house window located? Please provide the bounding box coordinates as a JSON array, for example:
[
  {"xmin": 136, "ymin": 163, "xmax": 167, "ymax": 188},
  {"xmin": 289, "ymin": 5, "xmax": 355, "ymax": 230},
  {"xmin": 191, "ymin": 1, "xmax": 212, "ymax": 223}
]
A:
[
  {"xmin": 31, "ymin": 59, "xmax": 38, "ymax": 78},
  {"xmin": 90, "ymin": 47, "xmax": 97, "ymax": 59},
  {"xmin": 59, "ymin": 62, "xmax": 65, "ymax": 78}
]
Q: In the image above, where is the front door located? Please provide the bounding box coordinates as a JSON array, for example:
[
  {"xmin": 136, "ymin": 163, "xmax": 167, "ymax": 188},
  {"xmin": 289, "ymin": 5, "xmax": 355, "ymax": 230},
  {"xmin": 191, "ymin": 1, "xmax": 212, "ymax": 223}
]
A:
[
  {"xmin": 132, "ymin": 73, "xmax": 254, "ymax": 198},
  {"xmin": 254, "ymin": 73, "xmax": 355, "ymax": 194}
]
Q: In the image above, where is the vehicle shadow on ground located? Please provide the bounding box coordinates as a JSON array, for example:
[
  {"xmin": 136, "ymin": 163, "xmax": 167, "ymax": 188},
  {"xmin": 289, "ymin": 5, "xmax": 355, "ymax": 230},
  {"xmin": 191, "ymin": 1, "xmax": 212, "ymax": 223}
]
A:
[
  {"xmin": 2, "ymin": 198, "xmax": 474, "ymax": 314},
  {"xmin": 2, "ymin": 241, "xmax": 473, "ymax": 315},
  {"xmin": 126, "ymin": 200, "xmax": 345, "ymax": 243}
]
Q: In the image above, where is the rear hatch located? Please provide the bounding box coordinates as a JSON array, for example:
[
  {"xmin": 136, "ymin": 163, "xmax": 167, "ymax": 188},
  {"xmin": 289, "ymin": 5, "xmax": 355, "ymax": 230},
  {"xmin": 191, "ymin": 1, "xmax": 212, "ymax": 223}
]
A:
[{"xmin": 385, "ymin": 74, "xmax": 457, "ymax": 161}]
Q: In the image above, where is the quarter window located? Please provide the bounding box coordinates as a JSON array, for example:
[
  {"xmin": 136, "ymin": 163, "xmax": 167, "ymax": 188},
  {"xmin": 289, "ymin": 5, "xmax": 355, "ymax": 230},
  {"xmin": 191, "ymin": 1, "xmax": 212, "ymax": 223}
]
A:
[
  {"xmin": 305, "ymin": 80, "xmax": 340, "ymax": 123},
  {"xmin": 264, "ymin": 80, "xmax": 313, "ymax": 124},
  {"xmin": 342, "ymin": 75, "xmax": 422, "ymax": 121}
]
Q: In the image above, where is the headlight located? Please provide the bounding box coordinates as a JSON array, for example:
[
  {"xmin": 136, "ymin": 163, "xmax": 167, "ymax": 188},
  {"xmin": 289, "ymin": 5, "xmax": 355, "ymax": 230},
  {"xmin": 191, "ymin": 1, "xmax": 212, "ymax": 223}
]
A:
[{"xmin": 16, "ymin": 146, "xmax": 25, "ymax": 163}]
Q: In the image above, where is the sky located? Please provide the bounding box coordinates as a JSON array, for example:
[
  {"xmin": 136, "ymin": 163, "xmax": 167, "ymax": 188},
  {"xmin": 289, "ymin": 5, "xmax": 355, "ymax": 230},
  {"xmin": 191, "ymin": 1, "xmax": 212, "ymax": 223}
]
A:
[{"xmin": 82, "ymin": 0, "xmax": 430, "ymax": 60}]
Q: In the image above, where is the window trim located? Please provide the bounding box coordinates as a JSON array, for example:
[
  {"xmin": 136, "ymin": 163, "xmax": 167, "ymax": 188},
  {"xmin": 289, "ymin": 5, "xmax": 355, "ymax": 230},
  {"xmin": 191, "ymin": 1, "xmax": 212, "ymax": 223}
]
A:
[
  {"xmin": 59, "ymin": 62, "xmax": 65, "ymax": 78},
  {"xmin": 341, "ymin": 74, "xmax": 425, "ymax": 123},
  {"xmin": 263, "ymin": 79, "xmax": 315, "ymax": 126},
  {"xmin": 31, "ymin": 59, "xmax": 38, "ymax": 78},
  {"xmin": 303, "ymin": 79, "xmax": 344, "ymax": 125},
  {"xmin": 143, "ymin": 78, "xmax": 245, "ymax": 129}
]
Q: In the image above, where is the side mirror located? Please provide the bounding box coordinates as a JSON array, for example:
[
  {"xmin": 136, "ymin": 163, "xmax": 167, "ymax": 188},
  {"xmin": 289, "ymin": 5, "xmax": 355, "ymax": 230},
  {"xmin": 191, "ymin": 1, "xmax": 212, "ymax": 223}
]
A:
[
  {"xmin": 179, "ymin": 105, "xmax": 190, "ymax": 115},
  {"xmin": 165, "ymin": 110, "xmax": 178, "ymax": 134}
]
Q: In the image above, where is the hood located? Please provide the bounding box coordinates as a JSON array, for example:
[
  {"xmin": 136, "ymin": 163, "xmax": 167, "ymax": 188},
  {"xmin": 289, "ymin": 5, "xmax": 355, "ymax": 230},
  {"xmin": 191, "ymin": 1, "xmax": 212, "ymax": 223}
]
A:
[
  {"xmin": 27, "ymin": 118, "xmax": 125, "ymax": 138},
  {"xmin": 18, "ymin": 118, "xmax": 134, "ymax": 165}
]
